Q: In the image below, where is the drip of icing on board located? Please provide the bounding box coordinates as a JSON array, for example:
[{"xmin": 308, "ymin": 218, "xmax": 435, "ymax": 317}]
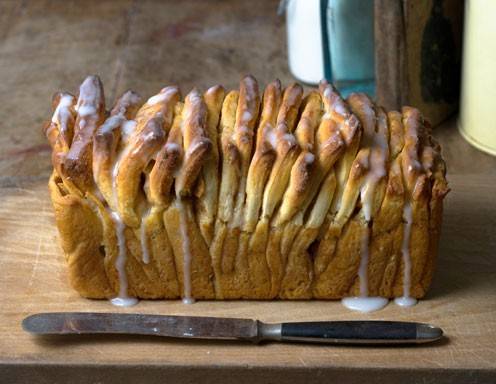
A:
[
  {"xmin": 342, "ymin": 104, "xmax": 389, "ymax": 313},
  {"xmin": 341, "ymin": 223, "xmax": 389, "ymax": 313},
  {"xmin": 177, "ymin": 196, "xmax": 195, "ymax": 304},
  {"xmin": 394, "ymin": 201, "xmax": 418, "ymax": 307},
  {"xmin": 109, "ymin": 210, "xmax": 138, "ymax": 307},
  {"xmin": 108, "ymin": 140, "xmax": 138, "ymax": 307},
  {"xmin": 177, "ymin": 94, "xmax": 196, "ymax": 304}
]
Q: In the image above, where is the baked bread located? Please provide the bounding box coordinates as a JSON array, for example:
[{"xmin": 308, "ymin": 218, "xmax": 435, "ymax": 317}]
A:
[{"xmin": 44, "ymin": 75, "xmax": 449, "ymax": 305}]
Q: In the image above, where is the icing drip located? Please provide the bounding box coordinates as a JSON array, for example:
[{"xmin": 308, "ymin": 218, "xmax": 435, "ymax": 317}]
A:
[
  {"xmin": 341, "ymin": 297, "xmax": 389, "ymax": 313},
  {"xmin": 140, "ymin": 210, "xmax": 151, "ymax": 264},
  {"xmin": 147, "ymin": 87, "xmax": 177, "ymax": 106},
  {"xmin": 242, "ymin": 110, "xmax": 252, "ymax": 122},
  {"xmin": 110, "ymin": 211, "xmax": 138, "ymax": 307},
  {"xmin": 93, "ymin": 116, "xmax": 125, "ymax": 186},
  {"xmin": 303, "ymin": 152, "xmax": 315, "ymax": 164},
  {"xmin": 52, "ymin": 94, "xmax": 74, "ymax": 123},
  {"xmin": 394, "ymin": 296, "xmax": 417, "ymax": 307},
  {"xmin": 323, "ymin": 87, "xmax": 332, "ymax": 99},
  {"xmin": 341, "ymin": 225, "xmax": 389, "ymax": 313},
  {"xmin": 265, "ymin": 127, "xmax": 278, "ymax": 148},
  {"xmin": 77, "ymin": 105, "xmax": 97, "ymax": 117},
  {"xmin": 282, "ymin": 133, "xmax": 296, "ymax": 146},
  {"xmin": 394, "ymin": 201, "xmax": 418, "ymax": 307},
  {"xmin": 342, "ymin": 102, "xmax": 390, "ymax": 313},
  {"xmin": 177, "ymin": 197, "xmax": 195, "ymax": 304},
  {"xmin": 108, "ymin": 140, "xmax": 138, "ymax": 306},
  {"xmin": 358, "ymin": 225, "xmax": 370, "ymax": 296},
  {"xmin": 206, "ymin": 86, "xmax": 218, "ymax": 96},
  {"xmin": 333, "ymin": 102, "xmax": 347, "ymax": 116},
  {"xmin": 360, "ymin": 150, "xmax": 387, "ymax": 222},
  {"xmin": 121, "ymin": 120, "xmax": 137, "ymax": 143},
  {"xmin": 75, "ymin": 77, "xmax": 99, "ymax": 117},
  {"xmin": 49, "ymin": 94, "xmax": 74, "ymax": 144}
]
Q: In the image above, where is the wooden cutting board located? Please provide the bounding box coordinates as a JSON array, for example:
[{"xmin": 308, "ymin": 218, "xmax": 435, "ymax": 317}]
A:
[{"xmin": 0, "ymin": 174, "xmax": 495, "ymax": 383}]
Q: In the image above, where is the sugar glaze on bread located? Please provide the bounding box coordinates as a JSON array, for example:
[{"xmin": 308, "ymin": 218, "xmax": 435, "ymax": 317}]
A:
[{"xmin": 44, "ymin": 75, "xmax": 449, "ymax": 311}]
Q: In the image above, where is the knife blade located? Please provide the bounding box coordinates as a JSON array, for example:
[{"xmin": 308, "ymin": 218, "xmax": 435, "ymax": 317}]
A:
[{"xmin": 22, "ymin": 312, "xmax": 443, "ymax": 344}]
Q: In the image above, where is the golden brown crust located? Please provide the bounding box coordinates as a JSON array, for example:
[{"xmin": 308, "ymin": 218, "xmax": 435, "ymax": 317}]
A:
[
  {"xmin": 148, "ymin": 103, "xmax": 183, "ymax": 208},
  {"xmin": 93, "ymin": 90, "xmax": 142, "ymax": 209},
  {"xmin": 175, "ymin": 89, "xmax": 212, "ymax": 197},
  {"xmin": 244, "ymin": 80, "xmax": 280, "ymax": 232},
  {"xmin": 195, "ymin": 85, "xmax": 226, "ymax": 245},
  {"xmin": 63, "ymin": 75, "xmax": 106, "ymax": 195},
  {"xmin": 48, "ymin": 172, "xmax": 114, "ymax": 298},
  {"xmin": 210, "ymin": 76, "xmax": 262, "ymax": 298},
  {"xmin": 45, "ymin": 76, "xmax": 449, "ymax": 301},
  {"xmin": 44, "ymin": 92, "xmax": 77, "ymax": 179},
  {"xmin": 115, "ymin": 117, "xmax": 166, "ymax": 227}
]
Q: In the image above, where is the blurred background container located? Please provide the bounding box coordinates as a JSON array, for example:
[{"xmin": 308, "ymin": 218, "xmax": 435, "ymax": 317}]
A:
[
  {"xmin": 0, "ymin": 0, "xmax": 493, "ymax": 182},
  {"xmin": 285, "ymin": 0, "xmax": 464, "ymax": 127},
  {"xmin": 286, "ymin": 0, "xmax": 375, "ymax": 96},
  {"xmin": 459, "ymin": 0, "xmax": 496, "ymax": 156}
]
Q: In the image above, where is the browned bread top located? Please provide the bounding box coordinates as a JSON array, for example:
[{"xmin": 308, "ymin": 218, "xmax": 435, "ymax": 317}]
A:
[{"xmin": 44, "ymin": 75, "xmax": 449, "ymax": 303}]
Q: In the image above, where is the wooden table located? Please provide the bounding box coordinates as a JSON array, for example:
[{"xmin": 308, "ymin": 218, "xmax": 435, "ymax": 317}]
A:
[{"xmin": 1, "ymin": 1, "xmax": 495, "ymax": 383}]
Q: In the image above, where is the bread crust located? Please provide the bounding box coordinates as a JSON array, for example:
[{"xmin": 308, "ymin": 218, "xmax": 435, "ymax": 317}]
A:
[{"xmin": 44, "ymin": 75, "xmax": 448, "ymax": 300}]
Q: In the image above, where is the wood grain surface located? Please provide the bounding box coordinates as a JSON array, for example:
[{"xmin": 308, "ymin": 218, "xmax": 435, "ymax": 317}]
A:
[
  {"xmin": 0, "ymin": 0, "xmax": 495, "ymax": 383},
  {"xmin": 0, "ymin": 175, "xmax": 495, "ymax": 383}
]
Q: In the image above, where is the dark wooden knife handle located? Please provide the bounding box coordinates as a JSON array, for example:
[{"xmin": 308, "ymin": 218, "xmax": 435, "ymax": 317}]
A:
[{"xmin": 280, "ymin": 321, "xmax": 438, "ymax": 344}]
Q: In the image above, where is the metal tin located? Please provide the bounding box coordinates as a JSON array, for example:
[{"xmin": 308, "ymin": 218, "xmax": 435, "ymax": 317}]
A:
[{"xmin": 459, "ymin": 0, "xmax": 496, "ymax": 156}]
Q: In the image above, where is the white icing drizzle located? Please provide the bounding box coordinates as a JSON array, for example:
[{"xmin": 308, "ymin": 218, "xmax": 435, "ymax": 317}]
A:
[
  {"xmin": 394, "ymin": 200, "xmax": 418, "ymax": 307},
  {"xmin": 188, "ymin": 91, "xmax": 202, "ymax": 104},
  {"xmin": 282, "ymin": 133, "xmax": 296, "ymax": 146},
  {"xmin": 109, "ymin": 211, "xmax": 138, "ymax": 307},
  {"xmin": 165, "ymin": 142, "xmax": 181, "ymax": 152},
  {"xmin": 358, "ymin": 225, "xmax": 371, "ymax": 296},
  {"xmin": 265, "ymin": 126, "xmax": 278, "ymax": 148},
  {"xmin": 235, "ymin": 124, "xmax": 251, "ymax": 139},
  {"xmin": 49, "ymin": 94, "xmax": 75, "ymax": 144},
  {"xmin": 360, "ymin": 150, "xmax": 388, "ymax": 221},
  {"xmin": 140, "ymin": 209, "xmax": 151, "ymax": 264},
  {"xmin": 341, "ymin": 296, "xmax": 389, "ymax": 313},
  {"xmin": 77, "ymin": 105, "xmax": 97, "ymax": 117},
  {"xmin": 147, "ymin": 87, "xmax": 177, "ymax": 106},
  {"xmin": 341, "ymin": 226, "xmax": 390, "ymax": 313},
  {"xmin": 342, "ymin": 102, "xmax": 391, "ymax": 313},
  {"xmin": 121, "ymin": 120, "xmax": 137, "ymax": 143},
  {"xmin": 394, "ymin": 296, "xmax": 417, "ymax": 307},
  {"xmin": 112, "ymin": 145, "xmax": 126, "ymax": 207},
  {"xmin": 75, "ymin": 77, "xmax": 99, "ymax": 116},
  {"xmin": 206, "ymin": 86, "xmax": 218, "ymax": 96},
  {"xmin": 93, "ymin": 117, "xmax": 127, "ymax": 188},
  {"xmin": 333, "ymin": 102, "xmax": 347, "ymax": 116},
  {"xmin": 185, "ymin": 140, "xmax": 205, "ymax": 158},
  {"xmin": 177, "ymin": 197, "xmax": 195, "ymax": 304},
  {"xmin": 51, "ymin": 94, "xmax": 74, "ymax": 123},
  {"xmin": 242, "ymin": 110, "xmax": 252, "ymax": 122},
  {"xmin": 322, "ymin": 85, "xmax": 347, "ymax": 116},
  {"xmin": 107, "ymin": 135, "xmax": 138, "ymax": 306},
  {"xmin": 82, "ymin": 200, "xmax": 135, "ymax": 307},
  {"xmin": 323, "ymin": 87, "xmax": 332, "ymax": 99},
  {"xmin": 303, "ymin": 152, "xmax": 315, "ymax": 164},
  {"xmin": 100, "ymin": 115, "xmax": 125, "ymax": 134}
]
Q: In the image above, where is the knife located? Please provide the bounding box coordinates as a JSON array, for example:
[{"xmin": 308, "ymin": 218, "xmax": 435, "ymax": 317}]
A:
[{"xmin": 22, "ymin": 312, "xmax": 443, "ymax": 345}]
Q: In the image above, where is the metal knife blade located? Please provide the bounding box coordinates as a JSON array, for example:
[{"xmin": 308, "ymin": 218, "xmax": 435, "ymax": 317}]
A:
[
  {"xmin": 22, "ymin": 312, "xmax": 444, "ymax": 344},
  {"xmin": 22, "ymin": 312, "xmax": 259, "ymax": 341}
]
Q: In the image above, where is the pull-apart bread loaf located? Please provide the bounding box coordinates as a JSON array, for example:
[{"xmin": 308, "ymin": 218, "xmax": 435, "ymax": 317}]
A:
[{"xmin": 44, "ymin": 75, "xmax": 449, "ymax": 303}]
